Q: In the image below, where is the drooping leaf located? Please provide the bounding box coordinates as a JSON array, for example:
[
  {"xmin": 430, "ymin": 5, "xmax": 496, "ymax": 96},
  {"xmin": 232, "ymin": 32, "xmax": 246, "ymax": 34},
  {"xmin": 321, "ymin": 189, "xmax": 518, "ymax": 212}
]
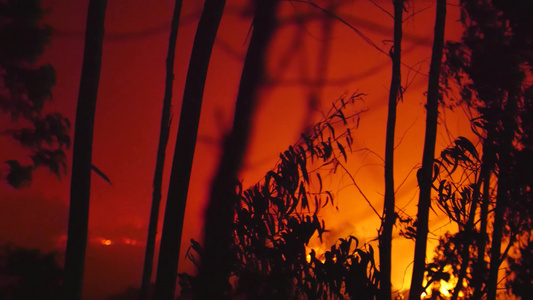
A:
[
  {"xmin": 456, "ymin": 136, "xmax": 479, "ymax": 160},
  {"xmin": 316, "ymin": 173, "xmax": 323, "ymax": 193},
  {"xmin": 337, "ymin": 141, "xmax": 347, "ymax": 162},
  {"xmin": 91, "ymin": 164, "xmax": 112, "ymax": 185}
]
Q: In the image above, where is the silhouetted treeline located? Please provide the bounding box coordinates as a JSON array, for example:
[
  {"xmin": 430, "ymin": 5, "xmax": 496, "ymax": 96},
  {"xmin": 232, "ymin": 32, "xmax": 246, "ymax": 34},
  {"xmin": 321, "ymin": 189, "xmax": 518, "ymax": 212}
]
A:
[{"xmin": 0, "ymin": 245, "xmax": 62, "ymax": 300}]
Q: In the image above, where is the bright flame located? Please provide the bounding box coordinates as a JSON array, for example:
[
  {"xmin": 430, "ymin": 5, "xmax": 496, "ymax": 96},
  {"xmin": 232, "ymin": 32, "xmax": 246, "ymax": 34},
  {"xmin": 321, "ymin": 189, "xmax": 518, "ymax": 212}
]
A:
[
  {"xmin": 305, "ymin": 245, "xmax": 327, "ymax": 263},
  {"xmin": 101, "ymin": 239, "xmax": 112, "ymax": 246},
  {"xmin": 439, "ymin": 280, "xmax": 452, "ymax": 297},
  {"xmin": 420, "ymin": 279, "xmax": 456, "ymax": 299}
]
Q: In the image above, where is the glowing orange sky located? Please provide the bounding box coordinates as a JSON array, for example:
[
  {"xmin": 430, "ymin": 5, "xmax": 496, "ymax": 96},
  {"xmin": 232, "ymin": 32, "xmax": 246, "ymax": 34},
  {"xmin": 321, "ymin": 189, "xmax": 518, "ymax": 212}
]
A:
[{"xmin": 0, "ymin": 0, "xmax": 476, "ymax": 298}]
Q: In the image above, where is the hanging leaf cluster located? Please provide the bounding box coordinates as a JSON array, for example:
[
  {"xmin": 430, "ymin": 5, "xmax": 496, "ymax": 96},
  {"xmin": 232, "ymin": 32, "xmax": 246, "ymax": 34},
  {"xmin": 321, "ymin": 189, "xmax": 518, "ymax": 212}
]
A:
[
  {"xmin": 433, "ymin": 136, "xmax": 480, "ymax": 228},
  {"xmin": 423, "ymin": 135, "xmax": 483, "ymax": 296}
]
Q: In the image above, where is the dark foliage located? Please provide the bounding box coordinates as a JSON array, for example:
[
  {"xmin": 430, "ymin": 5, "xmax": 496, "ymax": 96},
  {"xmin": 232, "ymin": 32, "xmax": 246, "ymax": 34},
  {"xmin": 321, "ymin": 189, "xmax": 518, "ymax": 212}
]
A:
[
  {"xmin": 422, "ymin": 135, "xmax": 482, "ymax": 298},
  {"xmin": 0, "ymin": 245, "xmax": 63, "ymax": 300},
  {"xmin": 0, "ymin": 0, "xmax": 70, "ymax": 188},
  {"xmin": 433, "ymin": 0, "xmax": 533, "ymax": 298},
  {"xmin": 179, "ymin": 94, "xmax": 379, "ymax": 299},
  {"xmin": 507, "ymin": 236, "xmax": 533, "ymax": 299}
]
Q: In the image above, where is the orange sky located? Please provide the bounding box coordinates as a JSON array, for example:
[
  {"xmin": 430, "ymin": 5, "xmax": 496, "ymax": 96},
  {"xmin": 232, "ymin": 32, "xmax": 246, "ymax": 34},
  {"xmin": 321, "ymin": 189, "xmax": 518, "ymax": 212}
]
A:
[{"xmin": 0, "ymin": 0, "xmax": 478, "ymax": 298}]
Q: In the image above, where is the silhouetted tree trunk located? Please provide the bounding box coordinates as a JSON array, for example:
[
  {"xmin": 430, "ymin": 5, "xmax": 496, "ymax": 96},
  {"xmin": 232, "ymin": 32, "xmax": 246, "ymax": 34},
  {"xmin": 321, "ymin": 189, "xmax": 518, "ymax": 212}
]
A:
[
  {"xmin": 139, "ymin": 1, "xmax": 182, "ymax": 299},
  {"xmin": 195, "ymin": 0, "xmax": 279, "ymax": 298},
  {"xmin": 408, "ymin": 1, "xmax": 446, "ymax": 299},
  {"xmin": 487, "ymin": 94, "xmax": 518, "ymax": 300},
  {"xmin": 62, "ymin": 1, "xmax": 107, "ymax": 299},
  {"xmin": 378, "ymin": 1, "xmax": 402, "ymax": 299},
  {"xmin": 153, "ymin": 1, "xmax": 225, "ymax": 299},
  {"xmin": 471, "ymin": 138, "xmax": 494, "ymax": 299}
]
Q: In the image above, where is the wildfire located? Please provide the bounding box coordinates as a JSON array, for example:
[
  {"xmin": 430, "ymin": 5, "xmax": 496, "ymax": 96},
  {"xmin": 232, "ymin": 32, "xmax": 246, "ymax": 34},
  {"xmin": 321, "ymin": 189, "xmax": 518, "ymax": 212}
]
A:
[
  {"xmin": 88, "ymin": 237, "xmax": 140, "ymax": 247},
  {"xmin": 122, "ymin": 238, "xmax": 137, "ymax": 245},
  {"xmin": 305, "ymin": 244, "xmax": 327, "ymax": 264},
  {"xmin": 420, "ymin": 278, "xmax": 465, "ymax": 299}
]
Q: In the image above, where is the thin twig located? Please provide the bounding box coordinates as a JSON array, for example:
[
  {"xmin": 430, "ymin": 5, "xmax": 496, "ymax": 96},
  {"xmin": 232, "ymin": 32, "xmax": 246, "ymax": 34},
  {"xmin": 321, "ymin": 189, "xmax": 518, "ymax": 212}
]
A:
[
  {"xmin": 336, "ymin": 159, "xmax": 381, "ymax": 218},
  {"xmin": 367, "ymin": 0, "xmax": 393, "ymax": 18}
]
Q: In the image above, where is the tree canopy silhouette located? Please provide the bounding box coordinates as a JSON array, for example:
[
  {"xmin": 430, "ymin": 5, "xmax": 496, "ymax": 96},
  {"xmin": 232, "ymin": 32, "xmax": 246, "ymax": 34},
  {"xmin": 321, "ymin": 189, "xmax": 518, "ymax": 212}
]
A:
[
  {"xmin": 422, "ymin": 0, "xmax": 533, "ymax": 298},
  {"xmin": 0, "ymin": 245, "xmax": 62, "ymax": 300},
  {"xmin": 0, "ymin": 0, "xmax": 70, "ymax": 188}
]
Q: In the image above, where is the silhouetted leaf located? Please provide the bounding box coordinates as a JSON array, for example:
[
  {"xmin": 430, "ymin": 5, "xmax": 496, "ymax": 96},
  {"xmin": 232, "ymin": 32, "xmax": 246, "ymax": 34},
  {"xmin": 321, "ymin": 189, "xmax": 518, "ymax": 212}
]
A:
[
  {"xmin": 337, "ymin": 141, "xmax": 347, "ymax": 162},
  {"xmin": 5, "ymin": 160, "xmax": 33, "ymax": 188},
  {"xmin": 316, "ymin": 173, "xmax": 323, "ymax": 193},
  {"xmin": 456, "ymin": 136, "xmax": 479, "ymax": 160},
  {"xmin": 92, "ymin": 164, "xmax": 112, "ymax": 185}
]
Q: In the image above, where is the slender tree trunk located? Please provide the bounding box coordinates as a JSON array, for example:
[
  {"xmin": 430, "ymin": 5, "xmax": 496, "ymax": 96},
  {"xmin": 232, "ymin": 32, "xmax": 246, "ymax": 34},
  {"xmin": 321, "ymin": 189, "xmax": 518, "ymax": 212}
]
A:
[
  {"xmin": 153, "ymin": 1, "xmax": 225, "ymax": 299},
  {"xmin": 471, "ymin": 139, "xmax": 493, "ymax": 299},
  {"xmin": 195, "ymin": 0, "xmax": 279, "ymax": 298},
  {"xmin": 379, "ymin": 1, "xmax": 403, "ymax": 299},
  {"xmin": 486, "ymin": 94, "xmax": 517, "ymax": 300},
  {"xmin": 139, "ymin": 1, "xmax": 182, "ymax": 299},
  {"xmin": 62, "ymin": 1, "xmax": 107, "ymax": 299},
  {"xmin": 408, "ymin": 1, "xmax": 446, "ymax": 299},
  {"xmin": 486, "ymin": 154, "xmax": 509, "ymax": 300}
]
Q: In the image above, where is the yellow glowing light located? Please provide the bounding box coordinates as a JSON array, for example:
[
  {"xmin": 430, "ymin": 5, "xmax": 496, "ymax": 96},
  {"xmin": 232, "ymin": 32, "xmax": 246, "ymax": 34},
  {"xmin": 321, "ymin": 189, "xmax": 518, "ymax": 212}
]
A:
[
  {"xmin": 101, "ymin": 239, "xmax": 112, "ymax": 246},
  {"xmin": 439, "ymin": 280, "xmax": 452, "ymax": 297},
  {"xmin": 304, "ymin": 245, "xmax": 327, "ymax": 263},
  {"xmin": 420, "ymin": 292, "xmax": 427, "ymax": 299}
]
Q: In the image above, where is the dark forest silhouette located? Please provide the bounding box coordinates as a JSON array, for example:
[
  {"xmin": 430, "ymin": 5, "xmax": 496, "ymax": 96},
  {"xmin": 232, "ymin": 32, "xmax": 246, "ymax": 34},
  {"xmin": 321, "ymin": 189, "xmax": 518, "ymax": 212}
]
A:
[
  {"xmin": 1, "ymin": 0, "xmax": 532, "ymax": 299},
  {"xmin": 0, "ymin": 245, "xmax": 62, "ymax": 299}
]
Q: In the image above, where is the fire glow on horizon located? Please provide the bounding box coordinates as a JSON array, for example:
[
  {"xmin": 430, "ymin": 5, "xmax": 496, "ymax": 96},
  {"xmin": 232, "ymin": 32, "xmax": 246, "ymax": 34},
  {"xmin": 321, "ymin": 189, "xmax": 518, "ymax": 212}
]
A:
[{"xmin": 89, "ymin": 237, "xmax": 141, "ymax": 247}]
